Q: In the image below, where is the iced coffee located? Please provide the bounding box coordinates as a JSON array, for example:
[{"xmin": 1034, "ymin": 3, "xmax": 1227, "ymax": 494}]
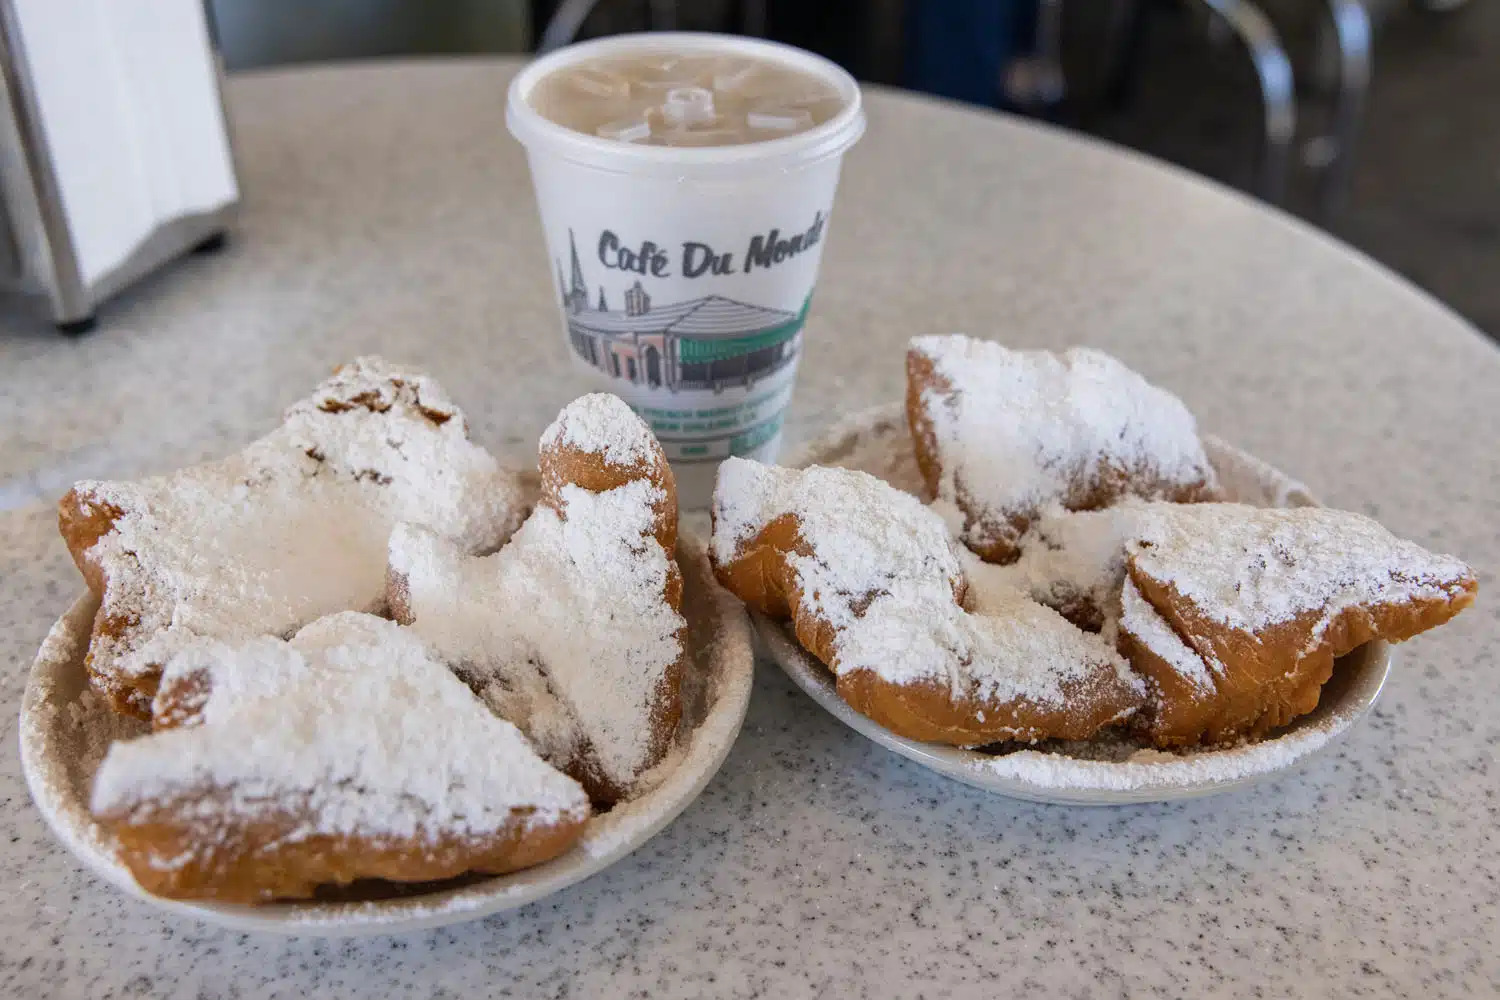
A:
[
  {"xmin": 508, "ymin": 34, "xmax": 864, "ymax": 506},
  {"xmin": 529, "ymin": 49, "xmax": 846, "ymax": 147}
]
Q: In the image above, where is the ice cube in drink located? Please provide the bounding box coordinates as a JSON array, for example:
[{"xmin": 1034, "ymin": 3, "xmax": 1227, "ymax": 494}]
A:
[{"xmin": 528, "ymin": 48, "xmax": 846, "ymax": 147}]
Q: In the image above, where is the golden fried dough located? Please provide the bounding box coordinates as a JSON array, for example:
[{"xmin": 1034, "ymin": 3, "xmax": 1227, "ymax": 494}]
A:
[
  {"xmin": 958, "ymin": 504, "xmax": 1143, "ymax": 633},
  {"xmin": 710, "ymin": 459, "xmax": 1145, "ymax": 745},
  {"xmin": 1117, "ymin": 504, "xmax": 1477, "ymax": 746},
  {"xmin": 59, "ymin": 358, "xmax": 529, "ymax": 718},
  {"xmin": 92, "ymin": 613, "xmax": 590, "ymax": 903},
  {"xmin": 389, "ymin": 393, "xmax": 685, "ymax": 803},
  {"xmin": 905, "ymin": 336, "xmax": 1218, "ymax": 563}
]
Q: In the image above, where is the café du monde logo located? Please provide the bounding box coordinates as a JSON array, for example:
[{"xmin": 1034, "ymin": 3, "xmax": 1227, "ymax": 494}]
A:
[{"xmin": 555, "ymin": 228, "xmax": 813, "ymax": 394}]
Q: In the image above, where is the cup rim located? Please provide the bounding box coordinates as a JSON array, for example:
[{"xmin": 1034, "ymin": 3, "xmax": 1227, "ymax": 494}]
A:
[{"xmin": 506, "ymin": 32, "xmax": 866, "ymax": 178}]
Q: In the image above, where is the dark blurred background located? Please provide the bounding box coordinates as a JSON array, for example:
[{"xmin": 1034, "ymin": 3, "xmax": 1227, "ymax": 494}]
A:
[{"xmin": 208, "ymin": 0, "xmax": 1498, "ymax": 336}]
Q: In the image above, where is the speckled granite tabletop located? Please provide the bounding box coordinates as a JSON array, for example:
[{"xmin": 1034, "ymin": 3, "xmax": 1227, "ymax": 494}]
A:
[{"xmin": 2, "ymin": 60, "xmax": 1496, "ymax": 999}]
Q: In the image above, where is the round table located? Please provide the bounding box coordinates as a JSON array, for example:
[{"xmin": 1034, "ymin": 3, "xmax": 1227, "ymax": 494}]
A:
[{"xmin": 2, "ymin": 60, "xmax": 1496, "ymax": 998}]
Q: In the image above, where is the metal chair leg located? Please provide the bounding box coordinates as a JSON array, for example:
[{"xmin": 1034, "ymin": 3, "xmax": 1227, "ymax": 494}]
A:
[
  {"xmin": 648, "ymin": 0, "xmax": 677, "ymax": 31},
  {"xmin": 1195, "ymin": 0, "xmax": 1297, "ymax": 204},
  {"xmin": 537, "ymin": 0, "xmax": 603, "ymax": 53},
  {"xmin": 740, "ymin": 0, "xmax": 767, "ymax": 36},
  {"xmin": 1004, "ymin": 0, "xmax": 1067, "ymax": 112},
  {"xmin": 1317, "ymin": 0, "xmax": 1371, "ymax": 215},
  {"xmin": 1101, "ymin": 0, "xmax": 1149, "ymax": 112},
  {"xmin": 539, "ymin": 0, "xmax": 679, "ymax": 53}
]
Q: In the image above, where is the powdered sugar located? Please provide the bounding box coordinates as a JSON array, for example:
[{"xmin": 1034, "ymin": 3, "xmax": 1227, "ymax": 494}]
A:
[
  {"xmin": 1127, "ymin": 503, "xmax": 1475, "ymax": 640},
  {"xmin": 24, "ymin": 537, "xmax": 756, "ymax": 932},
  {"xmin": 579, "ymin": 742, "xmax": 689, "ymax": 859},
  {"xmin": 970, "ymin": 709, "xmax": 1350, "ymax": 791},
  {"xmin": 784, "ymin": 406, "xmax": 927, "ymax": 497},
  {"xmin": 70, "ymin": 357, "xmax": 527, "ymax": 708},
  {"xmin": 1119, "ymin": 575, "xmax": 1214, "ymax": 691},
  {"xmin": 760, "ymin": 575, "xmax": 1385, "ymax": 798},
  {"xmin": 539, "ymin": 392, "xmax": 656, "ymax": 468},
  {"xmin": 909, "ymin": 336, "xmax": 1216, "ymax": 556},
  {"xmin": 392, "ymin": 477, "xmax": 685, "ymax": 797},
  {"xmin": 713, "ymin": 458, "xmax": 1140, "ymax": 710},
  {"xmin": 21, "ymin": 598, "xmax": 149, "ymax": 822},
  {"xmin": 961, "ymin": 503, "xmax": 1143, "ymax": 629},
  {"xmin": 91, "ymin": 613, "xmax": 590, "ymax": 841},
  {"xmin": 757, "ymin": 401, "xmax": 1403, "ymax": 800},
  {"xmin": 837, "ymin": 582, "xmax": 1142, "ymax": 714},
  {"xmin": 711, "ymin": 458, "xmax": 961, "ymax": 643}
]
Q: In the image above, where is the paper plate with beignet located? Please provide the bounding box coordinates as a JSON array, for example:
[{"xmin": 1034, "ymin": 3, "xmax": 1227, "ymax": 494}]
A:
[
  {"xmin": 720, "ymin": 342, "xmax": 1474, "ymax": 805},
  {"xmin": 22, "ymin": 530, "xmax": 752, "ymax": 932},
  {"xmin": 22, "ymin": 370, "xmax": 754, "ymax": 933}
]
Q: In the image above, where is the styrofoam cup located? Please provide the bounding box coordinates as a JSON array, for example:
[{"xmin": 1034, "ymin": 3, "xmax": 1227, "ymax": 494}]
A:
[{"xmin": 507, "ymin": 33, "xmax": 864, "ymax": 507}]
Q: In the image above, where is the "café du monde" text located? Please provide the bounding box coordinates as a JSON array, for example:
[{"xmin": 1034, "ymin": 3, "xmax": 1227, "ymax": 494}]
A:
[{"xmin": 597, "ymin": 211, "xmax": 826, "ymax": 280}]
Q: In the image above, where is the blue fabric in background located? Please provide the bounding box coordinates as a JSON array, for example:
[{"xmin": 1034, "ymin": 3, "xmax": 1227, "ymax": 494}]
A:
[{"xmin": 905, "ymin": 0, "xmax": 1035, "ymax": 109}]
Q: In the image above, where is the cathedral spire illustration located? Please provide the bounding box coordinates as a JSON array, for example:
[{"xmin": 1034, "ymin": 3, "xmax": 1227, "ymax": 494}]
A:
[
  {"xmin": 565, "ymin": 229, "xmax": 589, "ymax": 315},
  {"xmin": 550, "ymin": 225, "xmax": 806, "ymax": 398}
]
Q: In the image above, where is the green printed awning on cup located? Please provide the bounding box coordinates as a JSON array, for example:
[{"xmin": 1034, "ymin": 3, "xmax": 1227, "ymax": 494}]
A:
[
  {"xmin": 676, "ymin": 296, "xmax": 811, "ymax": 363},
  {"xmin": 678, "ymin": 323, "xmax": 794, "ymax": 362}
]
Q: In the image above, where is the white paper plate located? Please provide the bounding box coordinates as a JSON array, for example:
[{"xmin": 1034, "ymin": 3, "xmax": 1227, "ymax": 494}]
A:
[
  {"xmin": 762, "ymin": 402, "xmax": 1392, "ymax": 806},
  {"xmin": 20, "ymin": 533, "xmax": 753, "ymax": 935}
]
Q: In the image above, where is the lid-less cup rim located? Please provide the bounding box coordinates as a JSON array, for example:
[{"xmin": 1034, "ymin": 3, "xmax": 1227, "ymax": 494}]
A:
[{"xmin": 506, "ymin": 32, "xmax": 865, "ymax": 179}]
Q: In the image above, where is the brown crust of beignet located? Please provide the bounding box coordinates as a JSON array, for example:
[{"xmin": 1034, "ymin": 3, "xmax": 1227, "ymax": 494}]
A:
[
  {"xmin": 101, "ymin": 792, "xmax": 587, "ymax": 904},
  {"xmin": 97, "ymin": 612, "xmax": 593, "ymax": 904},
  {"xmin": 713, "ymin": 509, "xmax": 967, "ymax": 671},
  {"xmin": 540, "ymin": 433, "xmax": 678, "ymax": 556},
  {"xmin": 709, "ymin": 512, "xmax": 810, "ymax": 622},
  {"xmin": 1112, "ymin": 602, "xmax": 1215, "ymax": 748},
  {"xmin": 904, "ymin": 348, "xmax": 945, "ymax": 506},
  {"xmin": 837, "ymin": 666, "xmax": 1139, "ymax": 746},
  {"xmin": 713, "ymin": 504, "xmax": 1141, "ymax": 746},
  {"xmin": 57, "ymin": 487, "xmax": 118, "ymax": 598},
  {"xmin": 1125, "ymin": 561, "xmax": 1477, "ymax": 747},
  {"xmin": 542, "ymin": 430, "xmax": 682, "ymax": 801},
  {"xmin": 58, "ymin": 487, "xmax": 162, "ymax": 718},
  {"xmin": 58, "ymin": 359, "xmax": 530, "ymax": 722},
  {"xmin": 905, "ymin": 346, "xmax": 1218, "ymax": 564}
]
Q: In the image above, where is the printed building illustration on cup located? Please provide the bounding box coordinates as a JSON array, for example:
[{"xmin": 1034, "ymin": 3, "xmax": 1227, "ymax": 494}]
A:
[{"xmin": 557, "ymin": 232, "xmax": 809, "ymax": 393}]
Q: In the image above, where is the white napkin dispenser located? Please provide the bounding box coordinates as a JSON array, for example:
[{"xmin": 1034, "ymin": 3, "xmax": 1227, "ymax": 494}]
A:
[{"xmin": 0, "ymin": 0, "xmax": 239, "ymax": 332}]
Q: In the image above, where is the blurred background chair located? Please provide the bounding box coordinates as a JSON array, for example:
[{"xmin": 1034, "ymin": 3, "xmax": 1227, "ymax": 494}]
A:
[
  {"xmin": 203, "ymin": 0, "xmax": 1499, "ymax": 336},
  {"xmin": 1103, "ymin": 0, "xmax": 1297, "ymax": 204},
  {"xmin": 209, "ymin": 0, "xmax": 530, "ymax": 67},
  {"xmin": 1100, "ymin": 0, "xmax": 1368, "ymax": 214}
]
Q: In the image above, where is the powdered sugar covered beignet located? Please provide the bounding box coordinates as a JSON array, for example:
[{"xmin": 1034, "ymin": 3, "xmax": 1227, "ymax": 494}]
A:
[
  {"xmin": 58, "ymin": 358, "xmax": 529, "ymax": 719},
  {"xmin": 961, "ymin": 503, "xmax": 1145, "ymax": 633},
  {"xmin": 1119, "ymin": 504, "xmax": 1477, "ymax": 746},
  {"xmin": 906, "ymin": 336, "xmax": 1218, "ymax": 563},
  {"xmin": 710, "ymin": 459, "xmax": 1145, "ymax": 745},
  {"xmin": 91, "ymin": 613, "xmax": 590, "ymax": 903},
  {"xmin": 1117, "ymin": 575, "xmax": 1221, "ymax": 745},
  {"xmin": 389, "ymin": 394, "xmax": 685, "ymax": 804}
]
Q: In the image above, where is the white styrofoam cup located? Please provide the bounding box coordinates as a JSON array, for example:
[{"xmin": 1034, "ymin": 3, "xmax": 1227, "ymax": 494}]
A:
[{"xmin": 507, "ymin": 33, "xmax": 864, "ymax": 506}]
